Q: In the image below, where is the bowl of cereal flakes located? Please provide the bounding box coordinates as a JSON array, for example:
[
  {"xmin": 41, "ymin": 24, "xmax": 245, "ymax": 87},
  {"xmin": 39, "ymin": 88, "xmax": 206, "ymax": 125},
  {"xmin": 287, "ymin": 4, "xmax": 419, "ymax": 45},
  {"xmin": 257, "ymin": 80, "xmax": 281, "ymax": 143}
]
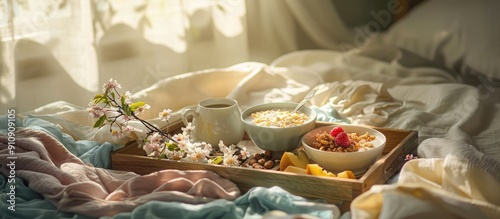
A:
[
  {"xmin": 241, "ymin": 102, "xmax": 317, "ymax": 152},
  {"xmin": 301, "ymin": 124, "xmax": 386, "ymax": 175}
]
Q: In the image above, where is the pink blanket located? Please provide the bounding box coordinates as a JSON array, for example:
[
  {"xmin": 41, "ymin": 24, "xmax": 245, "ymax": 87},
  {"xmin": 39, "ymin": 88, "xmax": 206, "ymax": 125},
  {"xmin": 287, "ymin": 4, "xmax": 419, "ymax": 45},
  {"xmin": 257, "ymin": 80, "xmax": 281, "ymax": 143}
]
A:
[{"xmin": 0, "ymin": 128, "xmax": 240, "ymax": 217}]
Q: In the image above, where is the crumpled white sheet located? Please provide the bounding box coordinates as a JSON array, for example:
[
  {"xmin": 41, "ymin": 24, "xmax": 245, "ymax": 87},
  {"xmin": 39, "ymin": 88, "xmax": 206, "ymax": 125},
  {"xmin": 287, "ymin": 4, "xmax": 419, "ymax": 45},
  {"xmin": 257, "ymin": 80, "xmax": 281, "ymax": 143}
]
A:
[
  {"xmin": 26, "ymin": 51, "xmax": 493, "ymax": 148},
  {"xmin": 312, "ymin": 80, "xmax": 405, "ymax": 127},
  {"xmin": 350, "ymin": 138, "xmax": 500, "ymax": 219}
]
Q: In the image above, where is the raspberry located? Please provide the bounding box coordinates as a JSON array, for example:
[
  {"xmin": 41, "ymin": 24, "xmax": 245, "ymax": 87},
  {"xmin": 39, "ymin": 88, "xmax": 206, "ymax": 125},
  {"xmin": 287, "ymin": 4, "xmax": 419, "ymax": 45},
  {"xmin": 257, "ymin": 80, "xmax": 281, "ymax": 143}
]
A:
[
  {"xmin": 335, "ymin": 132, "xmax": 350, "ymax": 148},
  {"xmin": 329, "ymin": 126, "xmax": 344, "ymax": 137}
]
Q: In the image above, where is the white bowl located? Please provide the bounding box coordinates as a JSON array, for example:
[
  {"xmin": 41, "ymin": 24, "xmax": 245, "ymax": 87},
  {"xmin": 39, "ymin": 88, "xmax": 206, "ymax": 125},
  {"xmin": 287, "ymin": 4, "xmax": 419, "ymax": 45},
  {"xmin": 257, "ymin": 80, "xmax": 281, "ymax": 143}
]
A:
[
  {"xmin": 241, "ymin": 102, "xmax": 317, "ymax": 152},
  {"xmin": 301, "ymin": 124, "xmax": 386, "ymax": 175}
]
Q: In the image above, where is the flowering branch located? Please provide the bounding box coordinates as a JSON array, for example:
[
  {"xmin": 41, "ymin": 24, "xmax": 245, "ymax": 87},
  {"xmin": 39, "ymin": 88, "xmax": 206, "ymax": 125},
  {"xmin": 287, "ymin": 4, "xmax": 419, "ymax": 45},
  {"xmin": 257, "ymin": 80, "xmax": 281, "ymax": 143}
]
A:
[
  {"xmin": 88, "ymin": 79, "xmax": 176, "ymax": 143},
  {"xmin": 88, "ymin": 78, "xmax": 249, "ymax": 166}
]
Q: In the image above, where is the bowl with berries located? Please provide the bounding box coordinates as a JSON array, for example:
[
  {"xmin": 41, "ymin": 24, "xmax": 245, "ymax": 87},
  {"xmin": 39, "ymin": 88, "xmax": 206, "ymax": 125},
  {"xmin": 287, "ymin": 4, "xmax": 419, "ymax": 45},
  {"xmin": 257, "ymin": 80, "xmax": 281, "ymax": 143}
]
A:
[{"xmin": 301, "ymin": 124, "xmax": 386, "ymax": 175}]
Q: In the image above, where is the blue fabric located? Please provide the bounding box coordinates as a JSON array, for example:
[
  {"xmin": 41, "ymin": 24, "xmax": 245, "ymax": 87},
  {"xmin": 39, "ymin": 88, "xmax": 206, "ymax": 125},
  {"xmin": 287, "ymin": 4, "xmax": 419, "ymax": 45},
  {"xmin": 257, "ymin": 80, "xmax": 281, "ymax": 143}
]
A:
[
  {"xmin": 0, "ymin": 115, "xmax": 119, "ymax": 168},
  {"xmin": 105, "ymin": 199, "xmax": 241, "ymax": 219},
  {"xmin": 0, "ymin": 175, "xmax": 95, "ymax": 219},
  {"xmin": 234, "ymin": 186, "xmax": 335, "ymax": 219},
  {"xmin": 105, "ymin": 187, "xmax": 336, "ymax": 219}
]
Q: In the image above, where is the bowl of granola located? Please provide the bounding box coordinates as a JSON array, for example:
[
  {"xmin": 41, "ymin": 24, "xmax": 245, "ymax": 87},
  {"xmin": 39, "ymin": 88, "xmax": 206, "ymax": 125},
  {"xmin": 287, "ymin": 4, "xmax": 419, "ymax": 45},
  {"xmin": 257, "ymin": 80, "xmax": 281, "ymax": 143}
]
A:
[
  {"xmin": 241, "ymin": 102, "xmax": 317, "ymax": 152},
  {"xmin": 301, "ymin": 124, "xmax": 386, "ymax": 175}
]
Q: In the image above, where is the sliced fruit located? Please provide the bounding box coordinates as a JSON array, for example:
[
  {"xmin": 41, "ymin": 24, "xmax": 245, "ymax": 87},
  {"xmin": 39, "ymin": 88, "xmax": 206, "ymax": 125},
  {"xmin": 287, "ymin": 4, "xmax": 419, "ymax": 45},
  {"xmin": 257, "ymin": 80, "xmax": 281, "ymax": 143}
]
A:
[
  {"xmin": 337, "ymin": 170, "xmax": 356, "ymax": 179},
  {"xmin": 296, "ymin": 150, "xmax": 310, "ymax": 168},
  {"xmin": 283, "ymin": 165, "xmax": 307, "ymax": 175},
  {"xmin": 335, "ymin": 132, "xmax": 350, "ymax": 148},
  {"xmin": 329, "ymin": 126, "xmax": 344, "ymax": 137},
  {"xmin": 306, "ymin": 164, "xmax": 336, "ymax": 177},
  {"xmin": 279, "ymin": 151, "xmax": 311, "ymax": 171},
  {"xmin": 279, "ymin": 152, "xmax": 292, "ymax": 171}
]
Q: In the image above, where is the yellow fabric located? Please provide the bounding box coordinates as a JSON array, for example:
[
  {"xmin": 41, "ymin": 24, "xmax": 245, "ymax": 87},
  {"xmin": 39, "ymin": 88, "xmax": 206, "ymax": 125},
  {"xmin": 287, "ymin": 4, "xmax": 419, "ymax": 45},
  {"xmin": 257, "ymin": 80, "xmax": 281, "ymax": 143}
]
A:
[{"xmin": 351, "ymin": 139, "xmax": 500, "ymax": 219}]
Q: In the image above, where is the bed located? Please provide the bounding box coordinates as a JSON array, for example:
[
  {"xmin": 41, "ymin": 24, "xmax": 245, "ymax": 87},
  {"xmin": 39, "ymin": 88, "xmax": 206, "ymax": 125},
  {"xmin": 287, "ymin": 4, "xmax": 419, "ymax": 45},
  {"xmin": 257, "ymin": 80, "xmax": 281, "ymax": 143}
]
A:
[{"xmin": 1, "ymin": 0, "xmax": 500, "ymax": 218}]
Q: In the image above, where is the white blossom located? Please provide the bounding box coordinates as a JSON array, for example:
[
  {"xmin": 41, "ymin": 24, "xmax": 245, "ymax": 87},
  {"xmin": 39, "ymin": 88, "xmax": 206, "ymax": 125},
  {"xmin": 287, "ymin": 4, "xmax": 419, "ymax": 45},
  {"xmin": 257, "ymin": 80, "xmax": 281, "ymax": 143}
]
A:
[{"xmin": 159, "ymin": 109, "xmax": 173, "ymax": 121}]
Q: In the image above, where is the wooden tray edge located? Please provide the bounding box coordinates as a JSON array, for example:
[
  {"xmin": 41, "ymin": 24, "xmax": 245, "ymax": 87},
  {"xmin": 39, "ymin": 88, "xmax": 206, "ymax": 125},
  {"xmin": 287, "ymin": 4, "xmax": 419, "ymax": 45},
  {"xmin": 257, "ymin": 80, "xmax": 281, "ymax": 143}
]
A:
[{"xmin": 112, "ymin": 152, "xmax": 359, "ymax": 202}]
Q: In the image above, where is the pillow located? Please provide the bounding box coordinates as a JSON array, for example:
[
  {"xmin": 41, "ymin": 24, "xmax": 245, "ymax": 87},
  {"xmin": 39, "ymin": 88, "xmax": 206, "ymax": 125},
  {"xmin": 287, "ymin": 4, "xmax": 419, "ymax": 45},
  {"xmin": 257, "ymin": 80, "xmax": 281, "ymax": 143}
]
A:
[{"xmin": 379, "ymin": 0, "xmax": 500, "ymax": 81}]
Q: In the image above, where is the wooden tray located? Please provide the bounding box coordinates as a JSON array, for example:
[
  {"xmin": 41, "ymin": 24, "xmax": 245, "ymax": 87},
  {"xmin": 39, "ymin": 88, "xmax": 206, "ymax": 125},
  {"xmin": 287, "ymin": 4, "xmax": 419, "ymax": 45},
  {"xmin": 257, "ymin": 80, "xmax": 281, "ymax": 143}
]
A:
[{"xmin": 111, "ymin": 121, "xmax": 418, "ymax": 210}]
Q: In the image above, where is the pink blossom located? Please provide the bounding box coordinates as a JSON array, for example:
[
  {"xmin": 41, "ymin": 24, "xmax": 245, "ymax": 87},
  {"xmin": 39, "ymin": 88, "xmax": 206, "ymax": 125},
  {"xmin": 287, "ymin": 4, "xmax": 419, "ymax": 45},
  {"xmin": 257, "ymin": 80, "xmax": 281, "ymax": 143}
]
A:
[
  {"xmin": 123, "ymin": 125, "xmax": 142, "ymax": 135},
  {"xmin": 148, "ymin": 132, "xmax": 163, "ymax": 144},
  {"xmin": 405, "ymin": 154, "xmax": 418, "ymax": 161},
  {"xmin": 172, "ymin": 133, "xmax": 185, "ymax": 142},
  {"xmin": 142, "ymin": 143, "xmax": 155, "ymax": 156},
  {"xmin": 87, "ymin": 102, "xmax": 105, "ymax": 118},
  {"xmin": 103, "ymin": 78, "xmax": 122, "ymax": 91},
  {"xmin": 135, "ymin": 104, "xmax": 150, "ymax": 114},
  {"xmin": 143, "ymin": 141, "xmax": 163, "ymax": 157},
  {"xmin": 123, "ymin": 115, "xmax": 132, "ymax": 121}
]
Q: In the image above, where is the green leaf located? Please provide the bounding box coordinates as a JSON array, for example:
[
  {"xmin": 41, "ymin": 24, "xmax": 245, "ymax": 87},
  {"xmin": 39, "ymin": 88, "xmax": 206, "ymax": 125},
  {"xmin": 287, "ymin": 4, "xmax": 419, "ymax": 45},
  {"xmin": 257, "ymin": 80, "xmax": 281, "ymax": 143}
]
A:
[
  {"xmin": 93, "ymin": 115, "xmax": 107, "ymax": 128},
  {"xmin": 210, "ymin": 156, "xmax": 223, "ymax": 165},
  {"xmin": 93, "ymin": 94, "xmax": 103, "ymax": 100},
  {"xmin": 122, "ymin": 104, "xmax": 132, "ymax": 116},
  {"xmin": 130, "ymin": 101, "xmax": 146, "ymax": 112},
  {"xmin": 103, "ymin": 88, "xmax": 109, "ymax": 100},
  {"xmin": 166, "ymin": 142, "xmax": 179, "ymax": 151},
  {"xmin": 121, "ymin": 95, "xmax": 126, "ymax": 106},
  {"xmin": 93, "ymin": 94, "xmax": 105, "ymax": 104}
]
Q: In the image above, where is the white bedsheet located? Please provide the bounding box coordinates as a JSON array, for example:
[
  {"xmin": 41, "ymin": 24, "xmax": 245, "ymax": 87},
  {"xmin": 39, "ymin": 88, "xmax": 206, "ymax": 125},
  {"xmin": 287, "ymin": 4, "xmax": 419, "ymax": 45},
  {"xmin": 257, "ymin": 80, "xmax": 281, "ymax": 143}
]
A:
[
  {"xmin": 96, "ymin": 50, "xmax": 496, "ymax": 159},
  {"xmin": 24, "ymin": 49, "xmax": 500, "ymax": 218}
]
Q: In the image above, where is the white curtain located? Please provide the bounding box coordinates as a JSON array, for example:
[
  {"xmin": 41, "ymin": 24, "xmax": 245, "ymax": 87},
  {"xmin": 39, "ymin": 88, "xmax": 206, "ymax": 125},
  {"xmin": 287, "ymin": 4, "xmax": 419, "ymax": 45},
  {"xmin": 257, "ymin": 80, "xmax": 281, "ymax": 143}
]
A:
[{"xmin": 0, "ymin": 0, "xmax": 352, "ymax": 113}]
